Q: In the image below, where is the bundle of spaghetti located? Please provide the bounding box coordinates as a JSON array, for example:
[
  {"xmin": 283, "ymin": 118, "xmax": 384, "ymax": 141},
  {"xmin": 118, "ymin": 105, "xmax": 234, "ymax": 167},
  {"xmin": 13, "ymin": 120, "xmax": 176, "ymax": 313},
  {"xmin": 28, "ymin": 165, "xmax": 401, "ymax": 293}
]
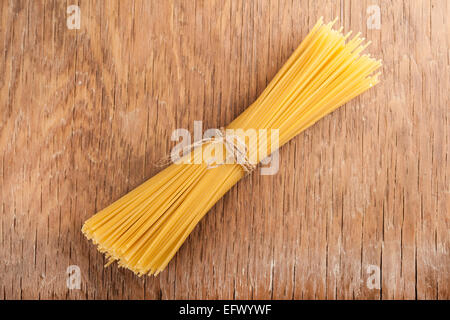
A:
[{"xmin": 82, "ymin": 18, "xmax": 381, "ymax": 276}]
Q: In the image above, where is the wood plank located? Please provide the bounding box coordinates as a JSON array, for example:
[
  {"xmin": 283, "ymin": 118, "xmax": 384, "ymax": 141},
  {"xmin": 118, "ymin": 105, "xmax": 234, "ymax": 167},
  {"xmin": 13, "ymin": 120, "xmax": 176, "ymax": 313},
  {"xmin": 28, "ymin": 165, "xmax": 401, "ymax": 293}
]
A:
[{"xmin": 0, "ymin": 0, "xmax": 448, "ymax": 299}]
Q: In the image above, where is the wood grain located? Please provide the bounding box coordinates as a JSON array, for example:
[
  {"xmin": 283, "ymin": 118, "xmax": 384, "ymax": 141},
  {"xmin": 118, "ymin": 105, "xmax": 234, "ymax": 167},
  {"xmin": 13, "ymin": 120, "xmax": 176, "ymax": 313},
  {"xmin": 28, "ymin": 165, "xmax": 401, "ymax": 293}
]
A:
[{"xmin": 1, "ymin": 0, "xmax": 448, "ymax": 300}]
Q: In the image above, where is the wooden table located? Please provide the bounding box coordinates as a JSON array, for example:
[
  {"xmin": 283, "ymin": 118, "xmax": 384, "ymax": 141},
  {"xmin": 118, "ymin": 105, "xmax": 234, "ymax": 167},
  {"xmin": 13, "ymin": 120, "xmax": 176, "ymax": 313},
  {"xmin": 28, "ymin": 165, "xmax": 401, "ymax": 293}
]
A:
[{"xmin": 1, "ymin": 0, "xmax": 448, "ymax": 300}]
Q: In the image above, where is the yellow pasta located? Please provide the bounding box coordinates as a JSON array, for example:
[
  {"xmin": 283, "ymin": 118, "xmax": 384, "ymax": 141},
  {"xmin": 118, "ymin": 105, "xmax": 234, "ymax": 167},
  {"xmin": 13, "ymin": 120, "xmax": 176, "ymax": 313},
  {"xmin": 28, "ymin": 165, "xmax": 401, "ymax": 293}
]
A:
[{"xmin": 82, "ymin": 18, "xmax": 381, "ymax": 276}]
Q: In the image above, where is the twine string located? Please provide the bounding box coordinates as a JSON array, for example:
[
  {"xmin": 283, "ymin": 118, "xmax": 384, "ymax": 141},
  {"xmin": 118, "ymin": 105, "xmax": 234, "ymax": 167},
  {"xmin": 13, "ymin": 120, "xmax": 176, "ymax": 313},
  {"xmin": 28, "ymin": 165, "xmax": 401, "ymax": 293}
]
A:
[{"xmin": 156, "ymin": 127, "xmax": 256, "ymax": 173}]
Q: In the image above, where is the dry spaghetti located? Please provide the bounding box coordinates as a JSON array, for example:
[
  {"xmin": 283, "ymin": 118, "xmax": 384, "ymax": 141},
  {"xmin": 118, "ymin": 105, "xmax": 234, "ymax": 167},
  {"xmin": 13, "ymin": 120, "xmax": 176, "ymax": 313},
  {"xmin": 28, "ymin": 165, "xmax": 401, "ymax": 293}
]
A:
[{"xmin": 82, "ymin": 18, "xmax": 381, "ymax": 276}]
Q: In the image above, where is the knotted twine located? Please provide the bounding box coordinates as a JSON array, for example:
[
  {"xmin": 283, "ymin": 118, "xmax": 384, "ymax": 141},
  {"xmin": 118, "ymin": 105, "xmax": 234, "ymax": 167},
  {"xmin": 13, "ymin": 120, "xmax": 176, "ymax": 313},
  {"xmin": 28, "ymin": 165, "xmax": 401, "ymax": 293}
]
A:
[{"xmin": 156, "ymin": 127, "xmax": 257, "ymax": 173}]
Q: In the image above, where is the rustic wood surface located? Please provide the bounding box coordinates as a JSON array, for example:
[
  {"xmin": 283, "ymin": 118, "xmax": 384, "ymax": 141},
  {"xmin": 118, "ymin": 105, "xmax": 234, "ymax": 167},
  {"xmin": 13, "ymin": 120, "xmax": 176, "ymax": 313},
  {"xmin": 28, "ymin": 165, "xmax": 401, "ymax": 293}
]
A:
[{"xmin": 1, "ymin": 0, "xmax": 448, "ymax": 300}]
